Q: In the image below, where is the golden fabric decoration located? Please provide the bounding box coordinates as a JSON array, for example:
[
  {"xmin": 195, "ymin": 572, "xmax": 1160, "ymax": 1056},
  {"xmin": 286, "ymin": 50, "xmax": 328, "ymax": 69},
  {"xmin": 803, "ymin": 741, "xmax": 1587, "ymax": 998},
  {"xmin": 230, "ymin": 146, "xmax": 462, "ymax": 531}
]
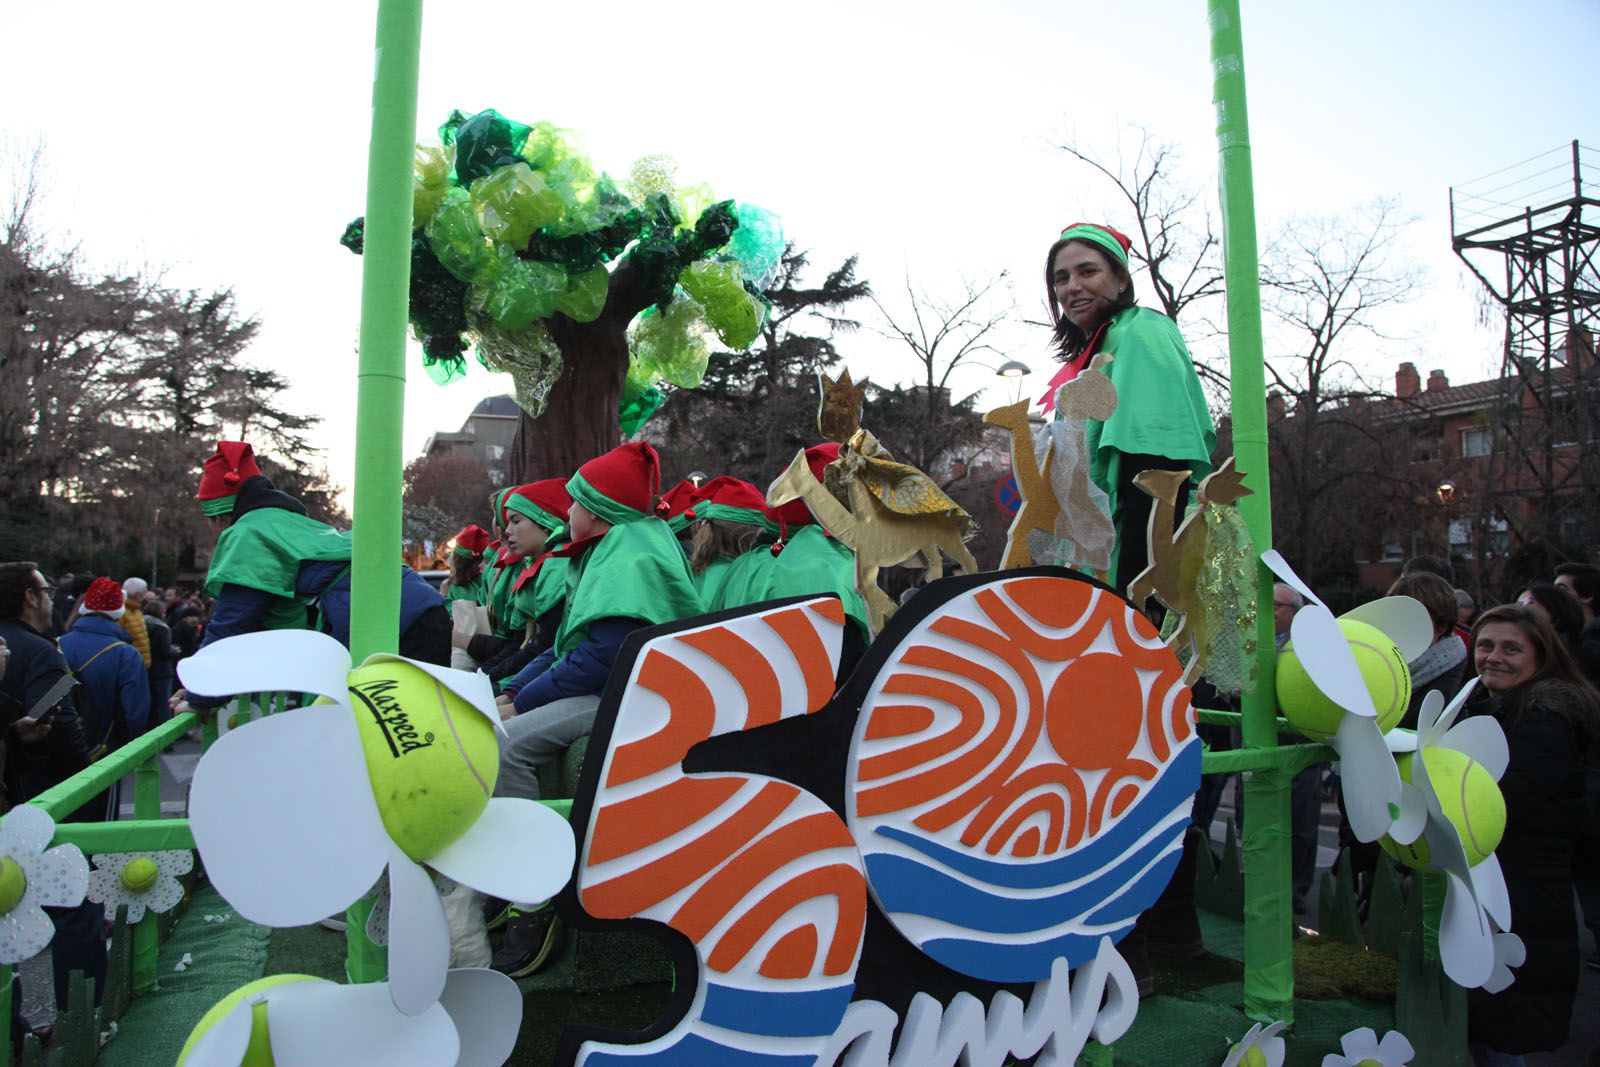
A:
[{"xmin": 828, "ymin": 429, "xmax": 973, "ymax": 533}]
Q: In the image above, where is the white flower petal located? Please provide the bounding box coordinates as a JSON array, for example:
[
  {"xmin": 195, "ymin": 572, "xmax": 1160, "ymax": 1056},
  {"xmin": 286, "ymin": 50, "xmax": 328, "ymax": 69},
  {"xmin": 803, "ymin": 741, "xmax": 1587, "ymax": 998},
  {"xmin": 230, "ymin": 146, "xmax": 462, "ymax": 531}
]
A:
[
  {"xmin": 1333, "ymin": 713, "xmax": 1402, "ymax": 841},
  {"xmin": 1438, "ymin": 717, "xmax": 1509, "ymax": 781},
  {"xmin": 1384, "ymin": 727, "xmax": 1419, "ymax": 754},
  {"xmin": 1375, "ymin": 1029, "xmax": 1416, "ymax": 1062},
  {"xmin": 1439, "ymin": 871, "xmax": 1496, "ymax": 988},
  {"xmin": 155, "ymin": 850, "xmax": 196, "ymax": 877},
  {"xmin": 266, "ymin": 980, "xmax": 459, "ymax": 1066},
  {"xmin": 178, "ymin": 630, "xmax": 353, "ymax": 703},
  {"xmin": 359, "ymin": 655, "xmax": 505, "ymax": 736},
  {"xmin": 1430, "ymin": 678, "xmax": 1479, "ymax": 739},
  {"xmin": 91, "ymin": 853, "xmax": 130, "ymax": 875},
  {"xmin": 190, "ymin": 706, "xmax": 388, "ymax": 927},
  {"xmin": 25, "ymin": 845, "xmax": 89, "ymax": 908},
  {"xmin": 182, "ymin": 997, "xmax": 257, "ymax": 1066},
  {"xmin": 1261, "ymin": 551, "xmax": 1328, "ymax": 611},
  {"xmin": 1289, "ymin": 606, "xmax": 1379, "ymax": 719},
  {"xmin": 1339, "ymin": 1027, "xmax": 1381, "ymax": 1058},
  {"xmin": 1413, "ymin": 689, "xmax": 1446, "ymax": 738},
  {"xmin": 141, "ymin": 873, "xmax": 186, "ymax": 916},
  {"xmin": 439, "ymin": 968, "xmax": 523, "ymax": 1067},
  {"xmin": 0, "ymin": 805, "xmax": 56, "ymax": 858},
  {"xmin": 386, "ymin": 848, "xmax": 450, "ymax": 1017},
  {"xmin": 1387, "ymin": 783, "xmax": 1428, "ymax": 847},
  {"xmin": 1483, "ymin": 931, "xmax": 1525, "ymax": 993},
  {"xmin": 1342, "ymin": 597, "xmax": 1433, "ymax": 663},
  {"xmin": 1469, "ymin": 854, "xmax": 1511, "ymax": 930},
  {"xmin": 426, "ymin": 798, "xmax": 574, "ymax": 904},
  {"xmin": 0, "ymin": 902, "xmax": 57, "ymax": 964}
]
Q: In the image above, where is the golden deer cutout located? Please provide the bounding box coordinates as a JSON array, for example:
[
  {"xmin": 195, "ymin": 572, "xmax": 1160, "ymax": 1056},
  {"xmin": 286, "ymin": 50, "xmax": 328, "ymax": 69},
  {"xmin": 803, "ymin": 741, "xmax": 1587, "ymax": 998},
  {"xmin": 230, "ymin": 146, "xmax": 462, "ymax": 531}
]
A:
[
  {"xmin": 1126, "ymin": 456, "xmax": 1253, "ymax": 678},
  {"xmin": 984, "ymin": 353, "xmax": 1117, "ymax": 574},
  {"xmin": 767, "ymin": 448, "xmax": 979, "ymax": 633}
]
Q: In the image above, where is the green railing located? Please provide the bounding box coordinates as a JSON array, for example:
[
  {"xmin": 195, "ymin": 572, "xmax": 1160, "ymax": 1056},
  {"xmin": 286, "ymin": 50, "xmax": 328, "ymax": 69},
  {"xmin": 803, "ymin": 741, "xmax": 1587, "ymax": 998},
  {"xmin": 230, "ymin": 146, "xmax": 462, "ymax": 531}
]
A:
[{"xmin": 0, "ymin": 695, "xmax": 574, "ymax": 1065}]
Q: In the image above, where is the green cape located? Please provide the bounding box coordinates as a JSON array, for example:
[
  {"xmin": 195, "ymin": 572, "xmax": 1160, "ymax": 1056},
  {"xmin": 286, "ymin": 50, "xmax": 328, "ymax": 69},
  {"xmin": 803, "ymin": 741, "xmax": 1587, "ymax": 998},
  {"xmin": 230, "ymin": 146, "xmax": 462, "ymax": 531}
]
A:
[
  {"xmin": 511, "ymin": 554, "xmax": 570, "ymax": 623},
  {"xmin": 443, "ymin": 568, "xmax": 491, "ymax": 609},
  {"xmin": 1082, "ymin": 305, "xmax": 1217, "ymax": 573},
  {"xmin": 705, "ymin": 548, "xmax": 774, "ymax": 614},
  {"xmin": 755, "ymin": 525, "xmax": 870, "ymax": 639},
  {"xmin": 204, "ymin": 508, "xmax": 353, "ymax": 631},
  {"xmin": 695, "ymin": 556, "xmax": 736, "ymax": 606},
  {"xmin": 487, "ymin": 556, "xmax": 532, "ymax": 639},
  {"xmin": 552, "ymin": 517, "xmax": 703, "ymax": 661}
]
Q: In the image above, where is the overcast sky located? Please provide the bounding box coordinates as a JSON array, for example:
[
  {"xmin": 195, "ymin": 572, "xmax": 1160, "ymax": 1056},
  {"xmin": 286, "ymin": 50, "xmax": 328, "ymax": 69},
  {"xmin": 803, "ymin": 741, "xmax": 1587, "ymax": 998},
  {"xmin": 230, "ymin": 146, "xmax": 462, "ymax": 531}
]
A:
[{"xmin": 3, "ymin": 0, "xmax": 1595, "ymax": 496}]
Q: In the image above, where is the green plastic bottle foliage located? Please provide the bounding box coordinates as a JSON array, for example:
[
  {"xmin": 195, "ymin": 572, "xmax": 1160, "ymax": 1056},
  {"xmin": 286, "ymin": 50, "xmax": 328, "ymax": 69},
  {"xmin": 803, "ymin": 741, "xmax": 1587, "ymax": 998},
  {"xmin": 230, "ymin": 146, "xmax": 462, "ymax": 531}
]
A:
[
  {"xmin": 679, "ymin": 259, "xmax": 764, "ymax": 349},
  {"xmin": 629, "ymin": 291, "xmax": 710, "ymax": 389}
]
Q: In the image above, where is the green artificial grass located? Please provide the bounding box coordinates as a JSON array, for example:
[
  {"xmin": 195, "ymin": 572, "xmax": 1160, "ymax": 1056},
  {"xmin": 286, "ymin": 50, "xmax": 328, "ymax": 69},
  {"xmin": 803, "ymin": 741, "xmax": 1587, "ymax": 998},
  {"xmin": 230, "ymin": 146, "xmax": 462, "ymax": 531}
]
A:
[{"xmin": 1292, "ymin": 936, "xmax": 1398, "ymax": 1003}]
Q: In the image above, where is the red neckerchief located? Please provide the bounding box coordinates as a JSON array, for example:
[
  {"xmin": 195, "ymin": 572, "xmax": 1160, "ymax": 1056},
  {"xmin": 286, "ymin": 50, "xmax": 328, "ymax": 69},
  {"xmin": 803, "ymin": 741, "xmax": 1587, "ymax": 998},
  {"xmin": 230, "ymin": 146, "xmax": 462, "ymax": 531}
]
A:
[{"xmin": 1038, "ymin": 319, "xmax": 1111, "ymax": 414}]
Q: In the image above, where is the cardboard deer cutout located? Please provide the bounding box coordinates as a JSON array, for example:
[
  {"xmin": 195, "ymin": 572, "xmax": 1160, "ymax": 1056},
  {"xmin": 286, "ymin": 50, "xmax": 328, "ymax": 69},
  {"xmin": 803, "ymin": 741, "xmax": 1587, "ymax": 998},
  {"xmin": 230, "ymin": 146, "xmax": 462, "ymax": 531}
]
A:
[
  {"xmin": 985, "ymin": 353, "xmax": 1117, "ymax": 577},
  {"xmin": 1126, "ymin": 456, "xmax": 1254, "ymax": 681},
  {"xmin": 767, "ymin": 444, "xmax": 978, "ymax": 634}
]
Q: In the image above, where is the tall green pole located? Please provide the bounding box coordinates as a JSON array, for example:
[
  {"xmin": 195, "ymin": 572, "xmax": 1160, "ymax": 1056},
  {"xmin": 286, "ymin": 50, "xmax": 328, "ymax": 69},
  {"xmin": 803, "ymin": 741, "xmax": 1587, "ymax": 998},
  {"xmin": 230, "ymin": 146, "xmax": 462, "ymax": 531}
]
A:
[
  {"xmin": 1209, "ymin": 0, "xmax": 1291, "ymax": 1024},
  {"xmin": 346, "ymin": 0, "xmax": 424, "ymax": 984}
]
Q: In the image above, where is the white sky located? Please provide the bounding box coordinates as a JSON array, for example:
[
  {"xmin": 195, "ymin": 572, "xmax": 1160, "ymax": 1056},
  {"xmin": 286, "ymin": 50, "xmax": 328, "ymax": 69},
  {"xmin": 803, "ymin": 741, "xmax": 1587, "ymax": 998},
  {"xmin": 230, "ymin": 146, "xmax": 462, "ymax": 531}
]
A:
[{"xmin": 3, "ymin": 0, "xmax": 1596, "ymax": 496}]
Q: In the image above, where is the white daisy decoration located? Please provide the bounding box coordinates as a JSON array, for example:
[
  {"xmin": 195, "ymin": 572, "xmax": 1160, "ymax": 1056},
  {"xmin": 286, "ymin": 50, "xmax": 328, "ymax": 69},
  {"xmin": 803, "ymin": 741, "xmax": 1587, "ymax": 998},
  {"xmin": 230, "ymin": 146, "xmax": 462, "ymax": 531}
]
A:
[
  {"xmin": 88, "ymin": 850, "xmax": 193, "ymax": 923},
  {"xmin": 1321, "ymin": 1026, "xmax": 1414, "ymax": 1067},
  {"xmin": 1221, "ymin": 1020, "xmax": 1286, "ymax": 1067},
  {"xmin": 177, "ymin": 630, "xmax": 576, "ymax": 1017},
  {"xmin": 1384, "ymin": 682, "xmax": 1521, "ymax": 989},
  {"xmin": 1262, "ymin": 551, "xmax": 1431, "ymax": 845},
  {"xmin": 178, "ymin": 967, "xmax": 521, "ymax": 1067},
  {"xmin": 0, "ymin": 805, "xmax": 90, "ymax": 963}
]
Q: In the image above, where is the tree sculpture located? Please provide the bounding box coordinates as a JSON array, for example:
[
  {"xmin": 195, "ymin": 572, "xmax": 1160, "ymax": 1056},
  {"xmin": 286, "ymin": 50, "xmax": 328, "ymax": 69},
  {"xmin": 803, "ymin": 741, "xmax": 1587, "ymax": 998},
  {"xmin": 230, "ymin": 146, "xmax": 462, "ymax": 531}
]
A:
[{"xmin": 341, "ymin": 109, "xmax": 784, "ymax": 480}]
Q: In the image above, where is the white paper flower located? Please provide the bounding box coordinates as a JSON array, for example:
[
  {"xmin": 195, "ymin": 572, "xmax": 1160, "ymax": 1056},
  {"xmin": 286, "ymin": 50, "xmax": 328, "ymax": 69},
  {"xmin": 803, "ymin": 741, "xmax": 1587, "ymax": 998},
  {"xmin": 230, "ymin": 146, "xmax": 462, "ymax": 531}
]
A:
[
  {"xmin": 1384, "ymin": 682, "xmax": 1521, "ymax": 989},
  {"xmin": 179, "ymin": 967, "xmax": 521, "ymax": 1067},
  {"xmin": 1221, "ymin": 1020, "xmax": 1286, "ymax": 1067},
  {"xmin": 1321, "ymin": 1026, "xmax": 1414, "ymax": 1066},
  {"xmin": 177, "ymin": 630, "xmax": 576, "ymax": 1017},
  {"xmin": 0, "ymin": 806, "xmax": 90, "ymax": 963},
  {"xmin": 88, "ymin": 849, "xmax": 193, "ymax": 923},
  {"xmin": 1262, "ymin": 551, "xmax": 1431, "ymax": 845}
]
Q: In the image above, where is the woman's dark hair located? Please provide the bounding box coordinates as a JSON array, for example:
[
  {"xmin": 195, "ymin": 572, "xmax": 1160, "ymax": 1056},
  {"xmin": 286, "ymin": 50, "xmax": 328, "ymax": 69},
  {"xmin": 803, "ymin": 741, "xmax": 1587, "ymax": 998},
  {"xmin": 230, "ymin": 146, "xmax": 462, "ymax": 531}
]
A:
[
  {"xmin": 1044, "ymin": 237, "xmax": 1137, "ymax": 361},
  {"xmin": 1518, "ymin": 582, "xmax": 1584, "ymax": 642},
  {"xmin": 690, "ymin": 520, "xmax": 760, "ymax": 575},
  {"xmin": 449, "ymin": 551, "xmax": 484, "ymax": 590},
  {"xmin": 1469, "ymin": 604, "xmax": 1600, "ymax": 735},
  {"xmin": 1387, "ymin": 571, "xmax": 1458, "ymax": 639}
]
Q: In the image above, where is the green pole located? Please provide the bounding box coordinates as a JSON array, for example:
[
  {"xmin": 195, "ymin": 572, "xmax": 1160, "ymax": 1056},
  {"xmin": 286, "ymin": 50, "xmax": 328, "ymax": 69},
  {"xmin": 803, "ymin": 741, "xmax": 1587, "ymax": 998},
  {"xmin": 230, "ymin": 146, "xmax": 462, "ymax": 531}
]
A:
[
  {"xmin": 346, "ymin": 0, "xmax": 424, "ymax": 984},
  {"xmin": 1209, "ymin": 0, "xmax": 1292, "ymax": 1025}
]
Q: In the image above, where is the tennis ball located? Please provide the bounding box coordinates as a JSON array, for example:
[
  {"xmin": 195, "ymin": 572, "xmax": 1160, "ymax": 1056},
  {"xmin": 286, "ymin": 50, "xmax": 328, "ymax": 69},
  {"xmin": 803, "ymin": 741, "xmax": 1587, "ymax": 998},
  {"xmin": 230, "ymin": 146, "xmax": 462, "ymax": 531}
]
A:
[
  {"xmin": 1276, "ymin": 619, "xmax": 1411, "ymax": 741},
  {"xmin": 345, "ymin": 660, "xmax": 500, "ymax": 862},
  {"xmin": 1380, "ymin": 748, "xmax": 1505, "ymax": 870},
  {"xmin": 177, "ymin": 974, "xmax": 324, "ymax": 1066},
  {"xmin": 0, "ymin": 858, "xmax": 25, "ymax": 914}
]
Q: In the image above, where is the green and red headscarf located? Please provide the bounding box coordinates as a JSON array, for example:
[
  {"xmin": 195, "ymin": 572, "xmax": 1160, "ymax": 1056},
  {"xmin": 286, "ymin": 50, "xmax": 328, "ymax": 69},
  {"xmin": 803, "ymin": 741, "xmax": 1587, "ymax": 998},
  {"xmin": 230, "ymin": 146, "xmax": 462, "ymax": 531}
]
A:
[
  {"xmin": 503, "ymin": 479, "xmax": 572, "ymax": 535},
  {"xmin": 658, "ymin": 479, "xmax": 700, "ymax": 535},
  {"xmin": 694, "ymin": 476, "xmax": 778, "ymax": 534},
  {"xmin": 452, "ymin": 524, "xmax": 492, "ymax": 559},
  {"xmin": 196, "ymin": 441, "xmax": 263, "ymax": 517},
  {"xmin": 566, "ymin": 442, "xmax": 662, "ymax": 528}
]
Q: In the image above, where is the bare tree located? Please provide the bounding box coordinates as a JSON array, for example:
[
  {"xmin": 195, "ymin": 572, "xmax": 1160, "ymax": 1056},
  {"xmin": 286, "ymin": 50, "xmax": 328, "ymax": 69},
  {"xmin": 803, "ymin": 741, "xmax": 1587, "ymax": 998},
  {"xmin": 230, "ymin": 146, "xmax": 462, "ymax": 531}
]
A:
[
  {"xmin": 1055, "ymin": 126, "xmax": 1229, "ymax": 400},
  {"xmin": 1257, "ymin": 199, "xmax": 1427, "ymax": 583},
  {"xmin": 868, "ymin": 273, "xmax": 1013, "ymax": 477}
]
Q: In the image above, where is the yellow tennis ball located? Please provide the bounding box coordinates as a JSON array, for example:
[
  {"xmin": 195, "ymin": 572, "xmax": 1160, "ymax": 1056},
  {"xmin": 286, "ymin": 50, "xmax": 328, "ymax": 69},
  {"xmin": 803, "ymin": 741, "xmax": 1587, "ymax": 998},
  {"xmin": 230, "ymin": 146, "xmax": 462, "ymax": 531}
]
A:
[
  {"xmin": 345, "ymin": 660, "xmax": 499, "ymax": 862},
  {"xmin": 1380, "ymin": 748, "xmax": 1505, "ymax": 870},
  {"xmin": 177, "ymin": 974, "xmax": 324, "ymax": 1066},
  {"xmin": 1276, "ymin": 618, "xmax": 1411, "ymax": 741}
]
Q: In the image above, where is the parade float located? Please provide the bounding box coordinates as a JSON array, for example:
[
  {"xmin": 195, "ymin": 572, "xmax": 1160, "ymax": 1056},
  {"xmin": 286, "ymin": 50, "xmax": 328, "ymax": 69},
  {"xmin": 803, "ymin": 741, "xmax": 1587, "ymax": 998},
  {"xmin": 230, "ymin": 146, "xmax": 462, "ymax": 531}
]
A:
[{"xmin": 0, "ymin": 2, "xmax": 1521, "ymax": 1064}]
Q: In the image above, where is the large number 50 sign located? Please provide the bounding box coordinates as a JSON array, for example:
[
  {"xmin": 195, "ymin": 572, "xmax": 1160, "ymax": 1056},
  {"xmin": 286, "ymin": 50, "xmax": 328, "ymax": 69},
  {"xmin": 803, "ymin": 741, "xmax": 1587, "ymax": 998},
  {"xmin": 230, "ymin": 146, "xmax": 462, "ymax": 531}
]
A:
[{"xmin": 561, "ymin": 572, "xmax": 1198, "ymax": 1067}]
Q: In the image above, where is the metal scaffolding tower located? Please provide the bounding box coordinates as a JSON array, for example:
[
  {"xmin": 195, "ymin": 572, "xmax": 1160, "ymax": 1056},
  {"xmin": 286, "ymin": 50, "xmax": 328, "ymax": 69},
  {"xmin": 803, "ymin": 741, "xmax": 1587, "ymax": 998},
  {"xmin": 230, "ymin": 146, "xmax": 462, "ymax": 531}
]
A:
[{"xmin": 1451, "ymin": 141, "xmax": 1600, "ymax": 578}]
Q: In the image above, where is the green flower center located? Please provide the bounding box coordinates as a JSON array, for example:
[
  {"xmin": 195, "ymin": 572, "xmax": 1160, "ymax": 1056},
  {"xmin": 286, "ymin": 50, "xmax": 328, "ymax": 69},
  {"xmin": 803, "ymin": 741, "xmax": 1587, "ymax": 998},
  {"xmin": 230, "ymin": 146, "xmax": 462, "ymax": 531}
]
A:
[
  {"xmin": 0, "ymin": 857, "xmax": 27, "ymax": 914},
  {"xmin": 1355, "ymin": 1060, "xmax": 1383, "ymax": 1067},
  {"xmin": 120, "ymin": 857, "xmax": 159, "ymax": 894},
  {"xmin": 1241, "ymin": 1047, "xmax": 1270, "ymax": 1067}
]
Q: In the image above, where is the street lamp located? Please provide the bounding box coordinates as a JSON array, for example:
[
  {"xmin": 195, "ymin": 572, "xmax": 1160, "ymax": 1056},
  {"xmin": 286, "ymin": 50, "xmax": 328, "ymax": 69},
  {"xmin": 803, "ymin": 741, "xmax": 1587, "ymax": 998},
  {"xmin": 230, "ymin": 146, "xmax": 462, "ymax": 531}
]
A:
[
  {"xmin": 994, "ymin": 360, "xmax": 1030, "ymax": 402},
  {"xmin": 688, "ymin": 470, "xmax": 708, "ymax": 488},
  {"xmin": 1435, "ymin": 480, "xmax": 1456, "ymax": 505}
]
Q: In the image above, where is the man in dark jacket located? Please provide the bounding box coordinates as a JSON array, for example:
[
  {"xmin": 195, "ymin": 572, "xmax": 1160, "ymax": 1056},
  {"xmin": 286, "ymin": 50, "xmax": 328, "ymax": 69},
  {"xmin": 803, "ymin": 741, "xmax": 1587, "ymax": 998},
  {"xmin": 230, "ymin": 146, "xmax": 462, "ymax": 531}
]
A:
[
  {"xmin": 58, "ymin": 577, "xmax": 149, "ymax": 762},
  {"xmin": 0, "ymin": 562, "xmax": 104, "ymax": 1014},
  {"xmin": 141, "ymin": 597, "xmax": 176, "ymax": 727}
]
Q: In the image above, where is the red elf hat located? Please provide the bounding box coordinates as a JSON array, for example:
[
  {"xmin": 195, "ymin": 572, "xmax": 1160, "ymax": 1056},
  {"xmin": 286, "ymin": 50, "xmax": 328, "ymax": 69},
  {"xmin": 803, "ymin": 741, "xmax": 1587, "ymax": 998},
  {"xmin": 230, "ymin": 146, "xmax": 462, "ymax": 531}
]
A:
[
  {"xmin": 197, "ymin": 441, "xmax": 262, "ymax": 517},
  {"xmin": 82, "ymin": 576, "xmax": 126, "ymax": 619},
  {"xmin": 567, "ymin": 443, "xmax": 662, "ymax": 526}
]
